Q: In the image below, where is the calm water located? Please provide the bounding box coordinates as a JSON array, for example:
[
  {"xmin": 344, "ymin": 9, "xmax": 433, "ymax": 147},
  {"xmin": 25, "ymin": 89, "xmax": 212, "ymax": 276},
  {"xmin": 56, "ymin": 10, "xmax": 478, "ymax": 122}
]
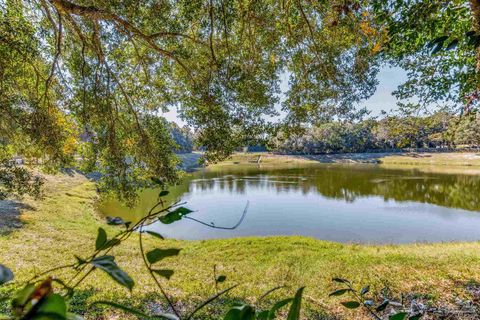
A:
[{"xmin": 98, "ymin": 164, "xmax": 480, "ymax": 244}]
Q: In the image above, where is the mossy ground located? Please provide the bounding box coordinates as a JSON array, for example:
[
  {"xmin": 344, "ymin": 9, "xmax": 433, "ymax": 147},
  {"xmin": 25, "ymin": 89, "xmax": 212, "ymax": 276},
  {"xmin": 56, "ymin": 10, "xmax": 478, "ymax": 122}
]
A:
[{"xmin": 1, "ymin": 157, "xmax": 480, "ymax": 319}]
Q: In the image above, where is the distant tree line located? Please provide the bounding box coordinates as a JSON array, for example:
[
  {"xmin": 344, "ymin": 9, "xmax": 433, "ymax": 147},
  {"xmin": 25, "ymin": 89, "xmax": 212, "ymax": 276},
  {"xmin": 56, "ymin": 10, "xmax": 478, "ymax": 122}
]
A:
[
  {"xmin": 169, "ymin": 122, "xmax": 194, "ymax": 154},
  {"xmin": 270, "ymin": 111, "xmax": 480, "ymax": 154}
]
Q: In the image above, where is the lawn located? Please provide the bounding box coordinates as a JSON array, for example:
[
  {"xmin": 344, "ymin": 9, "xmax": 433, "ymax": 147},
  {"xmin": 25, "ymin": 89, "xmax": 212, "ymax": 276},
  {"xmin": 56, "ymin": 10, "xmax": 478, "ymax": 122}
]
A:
[{"xmin": 1, "ymin": 162, "xmax": 480, "ymax": 319}]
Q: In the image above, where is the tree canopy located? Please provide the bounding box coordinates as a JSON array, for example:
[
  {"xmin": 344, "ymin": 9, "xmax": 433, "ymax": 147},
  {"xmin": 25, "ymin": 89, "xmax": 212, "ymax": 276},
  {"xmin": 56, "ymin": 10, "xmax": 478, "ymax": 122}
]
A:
[
  {"xmin": 2, "ymin": 0, "xmax": 480, "ymax": 200},
  {"xmin": 373, "ymin": 1, "xmax": 480, "ymax": 111},
  {"xmin": 1, "ymin": 0, "xmax": 383, "ymax": 200}
]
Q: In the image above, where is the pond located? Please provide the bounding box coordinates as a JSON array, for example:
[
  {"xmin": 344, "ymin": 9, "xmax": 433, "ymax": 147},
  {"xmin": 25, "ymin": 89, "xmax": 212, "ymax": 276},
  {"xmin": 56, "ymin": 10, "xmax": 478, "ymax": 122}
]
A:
[{"xmin": 98, "ymin": 163, "xmax": 480, "ymax": 244}]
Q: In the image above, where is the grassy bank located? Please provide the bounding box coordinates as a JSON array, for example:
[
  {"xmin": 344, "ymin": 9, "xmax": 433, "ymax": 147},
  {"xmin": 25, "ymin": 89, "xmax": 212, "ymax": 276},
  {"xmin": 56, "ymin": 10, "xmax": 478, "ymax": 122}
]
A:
[
  {"xmin": 1, "ymin": 168, "xmax": 480, "ymax": 319},
  {"xmin": 223, "ymin": 151, "xmax": 480, "ymax": 167},
  {"xmin": 379, "ymin": 152, "xmax": 480, "ymax": 167}
]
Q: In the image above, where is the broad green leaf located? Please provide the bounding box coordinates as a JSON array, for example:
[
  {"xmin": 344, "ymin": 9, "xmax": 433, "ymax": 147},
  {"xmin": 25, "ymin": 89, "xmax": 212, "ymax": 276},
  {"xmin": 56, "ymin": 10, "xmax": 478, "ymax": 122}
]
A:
[
  {"xmin": 159, "ymin": 190, "xmax": 169, "ymax": 197},
  {"xmin": 146, "ymin": 248, "xmax": 181, "ymax": 264},
  {"xmin": 466, "ymin": 30, "xmax": 476, "ymax": 37},
  {"xmin": 431, "ymin": 42, "xmax": 444, "ymax": 54},
  {"xmin": 390, "ymin": 312, "xmax": 408, "ymax": 320},
  {"xmin": 329, "ymin": 289, "xmax": 350, "ymax": 297},
  {"xmin": 341, "ymin": 301, "xmax": 360, "ymax": 309},
  {"xmin": 257, "ymin": 310, "xmax": 269, "ymax": 320},
  {"xmin": 95, "ymin": 228, "xmax": 107, "ymax": 250},
  {"xmin": 376, "ymin": 300, "xmax": 389, "ymax": 312},
  {"xmin": 0, "ymin": 264, "xmax": 13, "ymax": 285},
  {"xmin": 33, "ymin": 294, "xmax": 67, "ymax": 320},
  {"xmin": 152, "ymin": 269, "xmax": 174, "ymax": 280},
  {"xmin": 223, "ymin": 304, "xmax": 255, "ymax": 320},
  {"xmin": 92, "ymin": 300, "xmax": 178, "ymax": 320},
  {"xmin": 445, "ymin": 39, "xmax": 458, "ymax": 51},
  {"xmin": 286, "ymin": 287, "xmax": 304, "ymax": 320},
  {"xmin": 91, "ymin": 256, "xmax": 134, "ymax": 291},
  {"xmin": 268, "ymin": 298, "xmax": 293, "ymax": 320},
  {"xmin": 11, "ymin": 283, "xmax": 35, "ymax": 309},
  {"xmin": 146, "ymin": 231, "xmax": 165, "ymax": 239},
  {"xmin": 216, "ymin": 275, "xmax": 226, "ymax": 283},
  {"xmin": 429, "ymin": 35, "xmax": 448, "ymax": 45},
  {"xmin": 159, "ymin": 207, "xmax": 193, "ymax": 224}
]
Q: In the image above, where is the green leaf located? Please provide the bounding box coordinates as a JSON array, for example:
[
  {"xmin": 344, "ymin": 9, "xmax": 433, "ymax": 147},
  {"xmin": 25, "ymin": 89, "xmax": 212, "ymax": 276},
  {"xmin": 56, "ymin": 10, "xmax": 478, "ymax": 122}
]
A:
[
  {"xmin": 430, "ymin": 42, "xmax": 444, "ymax": 54},
  {"xmin": 91, "ymin": 256, "xmax": 134, "ymax": 291},
  {"xmin": 267, "ymin": 298, "xmax": 293, "ymax": 320},
  {"xmin": 0, "ymin": 265, "xmax": 13, "ymax": 286},
  {"xmin": 341, "ymin": 301, "xmax": 360, "ymax": 309},
  {"xmin": 445, "ymin": 39, "xmax": 458, "ymax": 51},
  {"xmin": 223, "ymin": 304, "xmax": 255, "ymax": 320},
  {"xmin": 146, "ymin": 248, "xmax": 181, "ymax": 264},
  {"xmin": 159, "ymin": 207, "xmax": 193, "ymax": 224},
  {"xmin": 159, "ymin": 190, "xmax": 169, "ymax": 197},
  {"xmin": 429, "ymin": 35, "xmax": 448, "ymax": 45},
  {"xmin": 332, "ymin": 278, "xmax": 349, "ymax": 284},
  {"xmin": 466, "ymin": 30, "xmax": 476, "ymax": 37},
  {"xmin": 92, "ymin": 300, "xmax": 179, "ymax": 320},
  {"xmin": 146, "ymin": 231, "xmax": 164, "ymax": 239},
  {"xmin": 329, "ymin": 289, "xmax": 350, "ymax": 297},
  {"xmin": 409, "ymin": 315, "xmax": 422, "ymax": 320},
  {"xmin": 390, "ymin": 312, "xmax": 408, "ymax": 320},
  {"xmin": 340, "ymin": 301, "xmax": 360, "ymax": 309},
  {"xmin": 286, "ymin": 287, "xmax": 304, "ymax": 320},
  {"xmin": 257, "ymin": 310, "xmax": 269, "ymax": 320},
  {"xmin": 95, "ymin": 228, "xmax": 107, "ymax": 250},
  {"xmin": 360, "ymin": 286, "xmax": 370, "ymax": 295},
  {"xmin": 216, "ymin": 275, "xmax": 227, "ymax": 283},
  {"xmin": 152, "ymin": 269, "xmax": 174, "ymax": 280},
  {"xmin": 376, "ymin": 299, "xmax": 389, "ymax": 312},
  {"xmin": 33, "ymin": 294, "xmax": 67, "ymax": 319},
  {"xmin": 11, "ymin": 283, "xmax": 35, "ymax": 309}
]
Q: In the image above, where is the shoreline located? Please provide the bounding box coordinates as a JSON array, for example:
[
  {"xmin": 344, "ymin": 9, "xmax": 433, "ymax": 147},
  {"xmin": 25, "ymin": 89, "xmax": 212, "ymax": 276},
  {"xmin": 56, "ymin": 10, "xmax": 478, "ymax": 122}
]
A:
[
  {"xmin": 212, "ymin": 151, "xmax": 480, "ymax": 168},
  {"xmin": 2, "ymin": 156, "xmax": 480, "ymax": 318}
]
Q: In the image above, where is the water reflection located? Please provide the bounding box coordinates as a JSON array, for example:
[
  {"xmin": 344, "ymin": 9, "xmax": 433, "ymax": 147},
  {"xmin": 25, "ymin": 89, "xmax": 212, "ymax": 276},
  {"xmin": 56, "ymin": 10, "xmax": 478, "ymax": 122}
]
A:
[
  {"xmin": 98, "ymin": 164, "xmax": 480, "ymax": 243},
  {"xmin": 186, "ymin": 165, "xmax": 480, "ymax": 211}
]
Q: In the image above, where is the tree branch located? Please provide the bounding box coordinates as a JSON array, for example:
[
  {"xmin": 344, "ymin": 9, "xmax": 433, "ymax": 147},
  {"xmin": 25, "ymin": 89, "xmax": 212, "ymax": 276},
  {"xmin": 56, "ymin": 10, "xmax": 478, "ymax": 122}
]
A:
[{"xmin": 48, "ymin": 0, "xmax": 193, "ymax": 78}]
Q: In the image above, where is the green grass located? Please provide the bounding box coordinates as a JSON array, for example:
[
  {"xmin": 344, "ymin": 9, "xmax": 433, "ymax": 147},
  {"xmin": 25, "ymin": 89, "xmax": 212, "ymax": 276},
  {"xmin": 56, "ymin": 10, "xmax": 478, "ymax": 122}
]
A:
[
  {"xmin": 380, "ymin": 152, "xmax": 480, "ymax": 167},
  {"xmin": 1, "ymin": 170, "xmax": 480, "ymax": 319}
]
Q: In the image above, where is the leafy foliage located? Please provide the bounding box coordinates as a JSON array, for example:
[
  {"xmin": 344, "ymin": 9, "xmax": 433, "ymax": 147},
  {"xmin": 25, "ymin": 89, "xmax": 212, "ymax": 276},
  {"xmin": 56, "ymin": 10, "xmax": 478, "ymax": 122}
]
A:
[
  {"xmin": 0, "ymin": 0, "xmax": 382, "ymax": 200},
  {"xmin": 330, "ymin": 278, "xmax": 423, "ymax": 319},
  {"xmin": 372, "ymin": 1, "xmax": 480, "ymax": 111},
  {"xmin": 0, "ymin": 194, "xmax": 308, "ymax": 320},
  {"xmin": 0, "ymin": 146, "xmax": 44, "ymax": 200}
]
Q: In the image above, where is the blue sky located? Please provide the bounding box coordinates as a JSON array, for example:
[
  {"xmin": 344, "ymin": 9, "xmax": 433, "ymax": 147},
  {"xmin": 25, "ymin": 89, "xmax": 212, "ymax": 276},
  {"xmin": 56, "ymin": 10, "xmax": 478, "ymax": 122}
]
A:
[{"xmin": 162, "ymin": 66, "xmax": 407, "ymax": 126}]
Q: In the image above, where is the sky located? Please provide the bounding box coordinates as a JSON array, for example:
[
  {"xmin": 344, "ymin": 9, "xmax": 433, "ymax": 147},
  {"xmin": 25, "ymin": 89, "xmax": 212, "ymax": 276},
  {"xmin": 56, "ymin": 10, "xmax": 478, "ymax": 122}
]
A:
[{"xmin": 161, "ymin": 66, "xmax": 408, "ymax": 126}]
